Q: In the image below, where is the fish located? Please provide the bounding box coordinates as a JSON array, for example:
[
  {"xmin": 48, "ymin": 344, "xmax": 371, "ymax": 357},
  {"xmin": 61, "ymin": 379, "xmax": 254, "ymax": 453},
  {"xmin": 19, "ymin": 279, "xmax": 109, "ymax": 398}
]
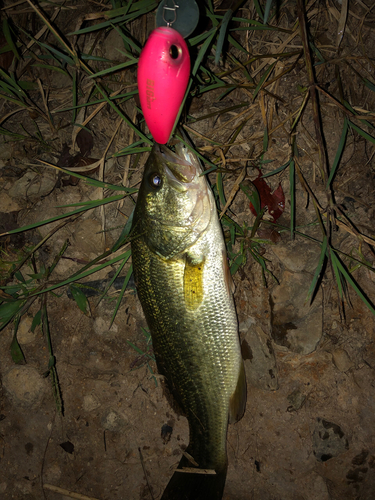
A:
[{"xmin": 131, "ymin": 137, "xmax": 246, "ymax": 500}]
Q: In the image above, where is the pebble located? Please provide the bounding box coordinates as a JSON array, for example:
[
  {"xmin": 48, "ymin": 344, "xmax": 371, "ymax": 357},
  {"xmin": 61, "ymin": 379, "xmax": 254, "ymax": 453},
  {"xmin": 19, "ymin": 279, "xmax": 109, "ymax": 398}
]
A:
[
  {"xmin": 101, "ymin": 408, "xmax": 127, "ymax": 432},
  {"xmin": 17, "ymin": 316, "xmax": 38, "ymax": 345},
  {"xmin": 93, "ymin": 317, "xmax": 118, "ymax": 337},
  {"xmin": 0, "ymin": 142, "xmax": 13, "ymax": 160},
  {"xmin": 312, "ymin": 418, "xmax": 349, "ymax": 462},
  {"xmin": 83, "ymin": 393, "xmax": 101, "ymax": 412},
  {"xmin": 72, "ymin": 218, "xmax": 106, "ymax": 258},
  {"xmin": 242, "ymin": 326, "xmax": 278, "ymax": 391},
  {"xmin": 2, "ymin": 366, "xmax": 48, "ymax": 407},
  {"xmin": 332, "ymin": 348, "xmax": 353, "ymax": 372},
  {"xmin": 8, "ymin": 170, "xmax": 57, "ymax": 202},
  {"xmin": 0, "ymin": 192, "xmax": 21, "ymax": 212},
  {"xmin": 271, "ymin": 271, "xmax": 323, "ymax": 355},
  {"xmin": 270, "ymin": 240, "xmax": 321, "ymax": 273}
]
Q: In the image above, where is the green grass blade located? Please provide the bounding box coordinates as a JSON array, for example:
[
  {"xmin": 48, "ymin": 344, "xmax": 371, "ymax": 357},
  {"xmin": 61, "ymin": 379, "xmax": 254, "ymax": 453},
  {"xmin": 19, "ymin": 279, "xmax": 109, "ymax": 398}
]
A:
[
  {"xmin": 252, "ymin": 62, "xmax": 276, "ymax": 100},
  {"xmin": 112, "ymin": 208, "xmax": 134, "ymax": 252},
  {"xmin": 331, "ymin": 249, "xmax": 375, "ymax": 315},
  {"xmin": 112, "ymin": 25, "xmax": 142, "ymax": 54},
  {"xmin": 26, "ymin": 250, "xmax": 132, "ymax": 300},
  {"xmin": 114, "ymin": 146, "xmax": 152, "ymax": 157},
  {"xmin": 89, "ymin": 59, "xmax": 138, "ymax": 78},
  {"xmin": 363, "ymin": 78, "xmax": 375, "ymax": 93},
  {"xmin": 42, "ymin": 164, "xmax": 137, "ymax": 192},
  {"xmin": 69, "ymin": 1, "xmax": 158, "ymax": 35},
  {"xmin": 32, "ymin": 63, "xmax": 69, "ymax": 75},
  {"xmin": 227, "ymin": 34, "xmax": 250, "ymax": 55},
  {"xmin": 349, "ymin": 120, "xmax": 375, "ymax": 145},
  {"xmin": 37, "ymin": 41, "xmax": 75, "ymax": 65},
  {"xmin": 289, "ymin": 159, "xmax": 295, "ymax": 240},
  {"xmin": 1, "ymin": 195, "xmax": 124, "ymax": 236},
  {"xmin": 306, "ymin": 236, "xmax": 327, "ymax": 304},
  {"xmin": 69, "ymin": 284, "xmax": 90, "ymax": 315},
  {"xmin": 97, "ymin": 251, "xmax": 129, "ymax": 305},
  {"xmin": 94, "ymin": 83, "xmax": 152, "ymax": 145},
  {"xmin": 330, "ymin": 248, "xmax": 344, "ymax": 298},
  {"xmin": 253, "ymin": 0, "xmax": 264, "ymax": 21},
  {"xmin": 263, "ymin": 0, "xmax": 274, "ymax": 25},
  {"xmin": 240, "ymin": 182, "xmax": 261, "ymax": 214},
  {"xmin": 2, "ymin": 18, "xmax": 20, "ymax": 60},
  {"xmin": 261, "ymin": 159, "xmax": 291, "ymax": 178},
  {"xmin": 216, "ymin": 172, "xmax": 226, "ymax": 209},
  {"xmin": 31, "ymin": 310, "xmax": 42, "ymax": 332},
  {"xmin": 343, "ymin": 100, "xmax": 374, "ymax": 129},
  {"xmin": 110, "ymin": 264, "xmax": 133, "ymax": 327},
  {"xmin": 192, "ymin": 28, "xmax": 217, "ymax": 77},
  {"xmin": 0, "ymin": 300, "xmax": 24, "ymax": 330},
  {"xmin": 215, "ymin": 9, "xmax": 233, "ymax": 65},
  {"xmin": 326, "ymin": 117, "xmax": 348, "ymax": 189},
  {"xmin": 11, "ymin": 332, "xmax": 25, "ymax": 364},
  {"xmin": 263, "ymin": 125, "xmax": 269, "ymax": 153}
]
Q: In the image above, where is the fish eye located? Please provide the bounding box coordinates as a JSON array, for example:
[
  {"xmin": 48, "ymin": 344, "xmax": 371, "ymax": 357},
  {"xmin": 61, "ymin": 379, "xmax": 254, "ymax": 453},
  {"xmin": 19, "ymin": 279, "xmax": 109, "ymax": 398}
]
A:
[{"xmin": 149, "ymin": 173, "xmax": 162, "ymax": 189}]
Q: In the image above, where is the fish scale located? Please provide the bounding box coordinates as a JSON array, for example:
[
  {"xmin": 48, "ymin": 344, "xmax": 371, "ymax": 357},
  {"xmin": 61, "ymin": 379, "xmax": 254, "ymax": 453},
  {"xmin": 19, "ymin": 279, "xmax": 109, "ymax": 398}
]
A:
[{"xmin": 131, "ymin": 141, "xmax": 246, "ymax": 499}]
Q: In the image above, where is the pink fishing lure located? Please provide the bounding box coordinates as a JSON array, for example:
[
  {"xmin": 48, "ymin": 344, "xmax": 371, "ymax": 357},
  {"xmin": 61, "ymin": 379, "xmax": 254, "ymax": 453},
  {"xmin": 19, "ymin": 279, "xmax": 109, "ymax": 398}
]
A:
[{"xmin": 137, "ymin": 27, "xmax": 190, "ymax": 144}]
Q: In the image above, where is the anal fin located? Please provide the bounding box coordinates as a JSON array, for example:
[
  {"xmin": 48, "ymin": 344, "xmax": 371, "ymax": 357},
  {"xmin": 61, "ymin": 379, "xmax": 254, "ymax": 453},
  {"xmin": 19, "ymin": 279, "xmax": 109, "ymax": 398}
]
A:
[{"xmin": 229, "ymin": 361, "xmax": 247, "ymax": 424}]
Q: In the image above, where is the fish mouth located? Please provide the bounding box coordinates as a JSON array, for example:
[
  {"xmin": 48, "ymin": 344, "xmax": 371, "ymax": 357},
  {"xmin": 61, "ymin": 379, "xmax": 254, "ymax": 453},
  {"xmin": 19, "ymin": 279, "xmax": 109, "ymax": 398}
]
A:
[
  {"xmin": 153, "ymin": 142, "xmax": 213, "ymax": 232},
  {"xmin": 155, "ymin": 144, "xmax": 197, "ymax": 183}
]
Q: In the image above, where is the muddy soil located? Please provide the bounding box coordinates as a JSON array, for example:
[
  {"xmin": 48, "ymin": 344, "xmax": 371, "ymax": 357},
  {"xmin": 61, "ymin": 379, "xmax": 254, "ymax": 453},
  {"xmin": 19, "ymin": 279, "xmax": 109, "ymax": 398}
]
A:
[{"xmin": 1, "ymin": 1, "xmax": 375, "ymax": 500}]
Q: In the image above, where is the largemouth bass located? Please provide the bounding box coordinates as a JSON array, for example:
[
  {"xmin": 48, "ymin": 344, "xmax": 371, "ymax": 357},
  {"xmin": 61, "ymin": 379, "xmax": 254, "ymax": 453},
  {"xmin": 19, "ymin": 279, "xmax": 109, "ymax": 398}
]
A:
[{"xmin": 131, "ymin": 138, "xmax": 246, "ymax": 500}]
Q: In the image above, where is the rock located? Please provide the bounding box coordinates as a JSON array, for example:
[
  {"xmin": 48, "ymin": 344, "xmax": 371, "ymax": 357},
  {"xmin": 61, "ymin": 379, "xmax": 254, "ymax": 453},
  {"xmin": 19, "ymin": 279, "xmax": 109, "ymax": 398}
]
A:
[
  {"xmin": 17, "ymin": 316, "xmax": 38, "ymax": 345},
  {"xmin": 242, "ymin": 326, "xmax": 278, "ymax": 391},
  {"xmin": 0, "ymin": 192, "xmax": 21, "ymax": 212},
  {"xmin": 93, "ymin": 317, "xmax": 118, "ymax": 336},
  {"xmin": 238, "ymin": 316, "xmax": 256, "ymax": 333},
  {"xmin": 296, "ymin": 472, "xmax": 331, "ymax": 500},
  {"xmin": 8, "ymin": 170, "xmax": 57, "ymax": 202},
  {"xmin": 43, "ymin": 463, "xmax": 62, "ymax": 484},
  {"xmin": 312, "ymin": 418, "xmax": 349, "ymax": 462},
  {"xmin": 101, "ymin": 408, "xmax": 127, "ymax": 432},
  {"xmin": 287, "ymin": 387, "xmax": 307, "ymax": 411},
  {"xmin": 2, "ymin": 366, "xmax": 48, "ymax": 407},
  {"xmin": 72, "ymin": 218, "xmax": 106, "ymax": 259},
  {"xmin": 332, "ymin": 348, "xmax": 353, "ymax": 372},
  {"xmin": 270, "ymin": 271, "xmax": 323, "ymax": 354},
  {"xmin": 15, "ymin": 479, "xmax": 33, "ymax": 495},
  {"xmin": 102, "ymin": 29, "xmax": 127, "ymax": 61},
  {"xmin": 270, "ymin": 240, "xmax": 321, "ymax": 273},
  {"xmin": 83, "ymin": 393, "xmax": 101, "ymax": 412},
  {"xmin": 363, "ymin": 343, "xmax": 375, "ymax": 369},
  {"xmin": 0, "ymin": 142, "xmax": 13, "ymax": 160}
]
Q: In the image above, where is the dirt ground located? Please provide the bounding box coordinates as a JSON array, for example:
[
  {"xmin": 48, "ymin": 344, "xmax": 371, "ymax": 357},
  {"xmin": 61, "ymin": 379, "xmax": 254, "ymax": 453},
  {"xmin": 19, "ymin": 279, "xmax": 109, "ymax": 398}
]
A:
[{"xmin": 1, "ymin": 1, "xmax": 375, "ymax": 500}]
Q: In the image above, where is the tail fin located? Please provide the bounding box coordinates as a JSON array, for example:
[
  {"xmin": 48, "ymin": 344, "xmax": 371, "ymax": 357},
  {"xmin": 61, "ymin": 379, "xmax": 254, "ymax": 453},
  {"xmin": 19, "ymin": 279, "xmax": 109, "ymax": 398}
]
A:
[{"xmin": 160, "ymin": 463, "xmax": 227, "ymax": 500}]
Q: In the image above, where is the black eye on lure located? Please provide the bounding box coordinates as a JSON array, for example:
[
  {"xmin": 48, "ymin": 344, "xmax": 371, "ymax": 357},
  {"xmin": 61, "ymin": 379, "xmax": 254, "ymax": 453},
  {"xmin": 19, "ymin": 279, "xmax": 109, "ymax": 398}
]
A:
[{"xmin": 149, "ymin": 173, "xmax": 162, "ymax": 189}]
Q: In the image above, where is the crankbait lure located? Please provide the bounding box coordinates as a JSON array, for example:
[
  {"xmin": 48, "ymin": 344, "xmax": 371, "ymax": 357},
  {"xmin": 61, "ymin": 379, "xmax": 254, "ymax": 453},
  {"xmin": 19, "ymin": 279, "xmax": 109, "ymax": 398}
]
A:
[{"xmin": 137, "ymin": 26, "xmax": 190, "ymax": 144}]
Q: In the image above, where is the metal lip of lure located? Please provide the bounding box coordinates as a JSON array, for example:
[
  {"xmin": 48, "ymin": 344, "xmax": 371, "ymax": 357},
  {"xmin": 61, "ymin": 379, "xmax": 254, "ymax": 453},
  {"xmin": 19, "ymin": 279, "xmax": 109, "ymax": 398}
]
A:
[{"xmin": 137, "ymin": 26, "xmax": 190, "ymax": 144}]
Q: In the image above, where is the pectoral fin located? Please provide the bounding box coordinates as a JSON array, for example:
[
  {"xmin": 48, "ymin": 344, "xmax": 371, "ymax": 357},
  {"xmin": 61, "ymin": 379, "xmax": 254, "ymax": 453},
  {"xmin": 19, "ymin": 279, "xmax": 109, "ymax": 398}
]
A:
[
  {"xmin": 229, "ymin": 361, "xmax": 247, "ymax": 424},
  {"xmin": 184, "ymin": 259, "xmax": 204, "ymax": 310}
]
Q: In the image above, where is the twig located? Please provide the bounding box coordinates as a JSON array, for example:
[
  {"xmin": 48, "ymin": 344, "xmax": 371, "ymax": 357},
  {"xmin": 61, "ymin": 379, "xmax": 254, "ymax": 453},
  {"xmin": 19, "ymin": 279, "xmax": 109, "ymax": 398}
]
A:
[
  {"xmin": 138, "ymin": 447, "xmax": 155, "ymax": 500},
  {"xmin": 219, "ymin": 165, "xmax": 247, "ymax": 219},
  {"xmin": 43, "ymin": 484, "xmax": 101, "ymax": 500}
]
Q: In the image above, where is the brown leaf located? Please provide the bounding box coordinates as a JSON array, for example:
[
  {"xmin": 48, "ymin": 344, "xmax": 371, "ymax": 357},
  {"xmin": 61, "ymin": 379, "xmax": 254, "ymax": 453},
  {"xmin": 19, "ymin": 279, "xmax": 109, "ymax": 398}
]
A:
[{"xmin": 76, "ymin": 128, "xmax": 94, "ymax": 157}]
